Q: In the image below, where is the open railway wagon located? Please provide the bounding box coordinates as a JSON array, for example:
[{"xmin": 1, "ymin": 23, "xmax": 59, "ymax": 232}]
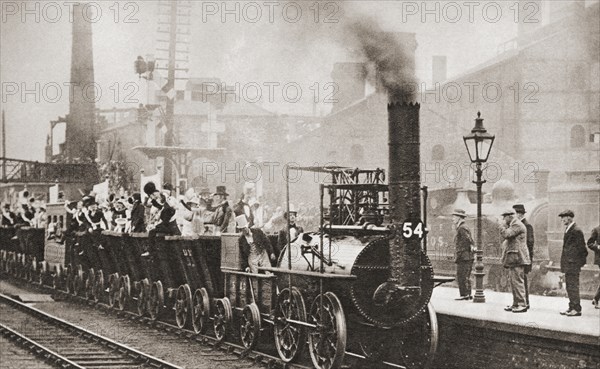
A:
[
  {"xmin": 209, "ymin": 164, "xmax": 453, "ymax": 369},
  {"xmin": 0, "ymin": 224, "xmax": 45, "ymax": 283}
]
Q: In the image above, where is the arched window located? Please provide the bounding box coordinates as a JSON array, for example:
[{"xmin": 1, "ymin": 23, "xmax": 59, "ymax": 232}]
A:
[
  {"xmin": 432, "ymin": 144, "xmax": 445, "ymax": 161},
  {"xmin": 570, "ymin": 125, "xmax": 585, "ymax": 148},
  {"xmin": 350, "ymin": 144, "xmax": 364, "ymax": 161}
]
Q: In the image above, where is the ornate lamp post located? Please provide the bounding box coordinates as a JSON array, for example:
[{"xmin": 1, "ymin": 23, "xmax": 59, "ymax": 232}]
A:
[{"xmin": 463, "ymin": 112, "xmax": 495, "ymax": 303}]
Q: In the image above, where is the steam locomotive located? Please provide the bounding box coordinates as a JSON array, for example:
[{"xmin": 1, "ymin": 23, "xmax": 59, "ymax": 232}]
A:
[{"xmin": 1, "ymin": 102, "xmax": 448, "ymax": 369}]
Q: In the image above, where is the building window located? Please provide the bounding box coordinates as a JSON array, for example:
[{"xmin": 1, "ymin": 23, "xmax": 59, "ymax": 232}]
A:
[
  {"xmin": 350, "ymin": 144, "xmax": 364, "ymax": 161},
  {"xmin": 432, "ymin": 144, "xmax": 445, "ymax": 161},
  {"xmin": 176, "ymin": 90, "xmax": 185, "ymax": 100},
  {"xmin": 570, "ymin": 125, "xmax": 585, "ymax": 148}
]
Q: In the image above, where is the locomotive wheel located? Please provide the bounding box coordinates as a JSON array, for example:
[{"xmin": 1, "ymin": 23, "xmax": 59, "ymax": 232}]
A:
[
  {"xmin": 108, "ymin": 272, "xmax": 120, "ymax": 308},
  {"xmin": 192, "ymin": 288, "xmax": 210, "ymax": 334},
  {"xmin": 213, "ymin": 297, "xmax": 232, "ymax": 342},
  {"xmin": 94, "ymin": 270, "xmax": 104, "ymax": 303},
  {"xmin": 175, "ymin": 284, "xmax": 193, "ymax": 329},
  {"xmin": 397, "ymin": 302, "xmax": 439, "ymax": 369},
  {"xmin": 240, "ymin": 303, "xmax": 261, "ymax": 350},
  {"xmin": 137, "ymin": 278, "xmax": 150, "ymax": 316},
  {"xmin": 148, "ymin": 281, "xmax": 164, "ymax": 321},
  {"xmin": 118, "ymin": 275, "xmax": 131, "ymax": 311},
  {"xmin": 308, "ymin": 292, "xmax": 347, "ymax": 369},
  {"xmin": 274, "ymin": 287, "xmax": 307, "ymax": 363}
]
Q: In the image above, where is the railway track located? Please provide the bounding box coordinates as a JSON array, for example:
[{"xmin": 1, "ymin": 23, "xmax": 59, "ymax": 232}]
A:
[
  {"xmin": 1, "ymin": 276, "xmax": 314, "ymax": 369},
  {"xmin": 0, "ymin": 293, "xmax": 182, "ymax": 369}
]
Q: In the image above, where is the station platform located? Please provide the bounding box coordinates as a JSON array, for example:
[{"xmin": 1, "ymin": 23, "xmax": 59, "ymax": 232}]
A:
[{"xmin": 431, "ymin": 286, "xmax": 600, "ymax": 369}]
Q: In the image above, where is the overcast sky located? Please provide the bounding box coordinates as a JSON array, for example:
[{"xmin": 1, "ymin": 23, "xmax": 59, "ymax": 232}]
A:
[{"xmin": 1, "ymin": 0, "xmax": 595, "ymax": 161}]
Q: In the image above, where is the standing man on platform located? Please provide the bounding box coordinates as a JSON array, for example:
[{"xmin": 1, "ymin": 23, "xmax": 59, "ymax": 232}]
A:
[
  {"xmin": 500, "ymin": 209, "xmax": 530, "ymax": 313},
  {"xmin": 558, "ymin": 210, "xmax": 588, "ymax": 317},
  {"xmin": 588, "ymin": 225, "xmax": 600, "ymax": 309},
  {"xmin": 452, "ymin": 209, "xmax": 474, "ymax": 300},
  {"xmin": 513, "ymin": 204, "xmax": 534, "ymax": 308}
]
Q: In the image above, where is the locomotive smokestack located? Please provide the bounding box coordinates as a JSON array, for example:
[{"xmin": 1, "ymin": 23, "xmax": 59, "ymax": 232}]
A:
[{"xmin": 372, "ymin": 100, "xmax": 422, "ymax": 306}]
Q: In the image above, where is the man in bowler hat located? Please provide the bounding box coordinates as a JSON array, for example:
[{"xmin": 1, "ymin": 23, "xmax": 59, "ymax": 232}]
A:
[
  {"xmin": 558, "ymin": 210, "xmax": 588, "ymax": 316},
  {"xmin": 513, "ymin": 204, "xmax": 534, "ymax": 308},
  {"xmin": 452, "ymin": 209, "xmax": 475, "ymax": 300}
]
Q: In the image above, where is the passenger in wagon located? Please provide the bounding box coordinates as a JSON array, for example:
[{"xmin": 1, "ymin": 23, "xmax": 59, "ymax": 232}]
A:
[
  {"xmin": 209, "ymin": 186, "xmax": 233, "ymax": 235},
  {"xmin": 275, "ymin": 211, "xmax": 303, "ymax": 264},
  {"xmin": 239, "ymin": 227, "xmax": 274, "ymax": 274},
  {"xmin": 1, "ymin": 204, "xmax": 17, "ymax": 226}
]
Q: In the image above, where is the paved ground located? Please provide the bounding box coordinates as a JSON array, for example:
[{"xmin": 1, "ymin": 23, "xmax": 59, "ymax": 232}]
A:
[{"xmin": 432, "ymin": 286, "xmax": 600, "ymax": 339}]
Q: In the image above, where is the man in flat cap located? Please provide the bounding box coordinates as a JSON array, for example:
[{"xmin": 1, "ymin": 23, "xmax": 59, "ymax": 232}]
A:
[
  {"xmin": 499, "ymin": 208, "xmax": 530, "ymax": 313},
  {"xmin": 452, "ymin": 209, "xmax": 474, "ymax": 300},
  {"xmin": 513, "ymin": 204, "xmax": 534, "ymax": 308},
  {"xmin": 558, "ymin": 210, "xmax": 588, "ymax": 316}
]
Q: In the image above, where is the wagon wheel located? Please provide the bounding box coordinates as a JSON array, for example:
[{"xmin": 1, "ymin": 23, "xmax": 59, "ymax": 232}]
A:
[
  {"xmin": 308, "ymin": 292, "xmax": 347, "ymax": 369},
  {"xmin": 240, "ymin": 303, "xmax": 261, "ymax": 349},
  {"xmin": 175, "ymin": 284, "xmax": 193, "ymax": 329},
  {"xmin": 93, "ymin": 270, "xmax": 104, "ymax": 303},
  {"xmin": 213, "ymin": 297, "xmax": 232, "ymax": 342},
  {"xmin": 14, "ymin": 253, "xmax": 22, "ymax": 278},
  {"xmin": 397, "ymin": 302, "xmax": 439, "ymax": 369},
  {"xmin": 137, "ymin": 278, "xmax": 150, "ymax": 316},
  {"xmin": 118, "ymin": 275, "xmax": 131, "ymax": 311},
  {"xmin": 73, "ymin": 265, "xmax": 84, "ymax": 296},
  {"xmin": 52, "ymin": 265, "xmax": 63, "ymax": 290},
  {"xmin": 85, "ymin": 268, "xmax": 95, "ymax": 300},
  {"xmin": 108, "ymin": 272, "xmax": 120, "ymax": 308},
  {"xmin": 148, "ymin": 281, "xmax": 164, "ymax": 321},
  {"xmin": 27, "ymin": 257, "xmax": 37, "ymax": 282},
  {"xmin": 64, "ymin": 265, "xmax": 71, "ymax": 293},
  {"xmin": 274, "ymin": 287, "xmax": 307, "ymax": 363},
  {"xmin": 192, "ymin": 288, "xmax": 210, "ymax": 334},
  {"xmin": 39, "ymin": 261, "xmax": 48, "ymax": 285}
]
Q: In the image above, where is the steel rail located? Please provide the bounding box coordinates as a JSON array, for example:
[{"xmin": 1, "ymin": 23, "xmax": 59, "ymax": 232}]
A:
[
  {"xmin": 0, "ymin": 323, "xmax": 85, "ymax": 369},
  {"xmin": 0, "ymin": 293, "xmax": 182, "ymax": 369}
]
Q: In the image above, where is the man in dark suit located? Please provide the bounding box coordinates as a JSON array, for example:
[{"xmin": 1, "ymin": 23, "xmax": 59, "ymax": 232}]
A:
[
  {"xmin": 452, "ymin": 209, "xmax": 474, "ymax": 300},
  {"xmin": 513, "ymin": 204, "xmax": 534, "ymax": 308},
  {"xmin": 558, "ymin": 210, "xmax": 588, "ymax": 316},
  {"xmin": 587, "ymin": 225, "xmax": 599, "ymax": 309}
]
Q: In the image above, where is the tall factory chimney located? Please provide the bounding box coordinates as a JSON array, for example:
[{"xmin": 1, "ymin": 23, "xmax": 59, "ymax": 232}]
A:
[{"xmin": 65, "ymin": 3, "xmax": 96, "ymax": 162}]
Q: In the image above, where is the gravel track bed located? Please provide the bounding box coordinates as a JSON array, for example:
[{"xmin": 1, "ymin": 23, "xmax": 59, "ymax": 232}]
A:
[
  {"xmin": 0, "ymin": 280, "xmax": 261, "ymax": 369},
  {"xmin": 0, "ymin": 336, "xmax": 55, "ymax": 369}
]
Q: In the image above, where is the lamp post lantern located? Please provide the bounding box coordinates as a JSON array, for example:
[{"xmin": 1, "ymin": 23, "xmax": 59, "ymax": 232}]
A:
[{"xmin": 463, "ymin": 112, "xmax": 495, "ymax": 303}]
